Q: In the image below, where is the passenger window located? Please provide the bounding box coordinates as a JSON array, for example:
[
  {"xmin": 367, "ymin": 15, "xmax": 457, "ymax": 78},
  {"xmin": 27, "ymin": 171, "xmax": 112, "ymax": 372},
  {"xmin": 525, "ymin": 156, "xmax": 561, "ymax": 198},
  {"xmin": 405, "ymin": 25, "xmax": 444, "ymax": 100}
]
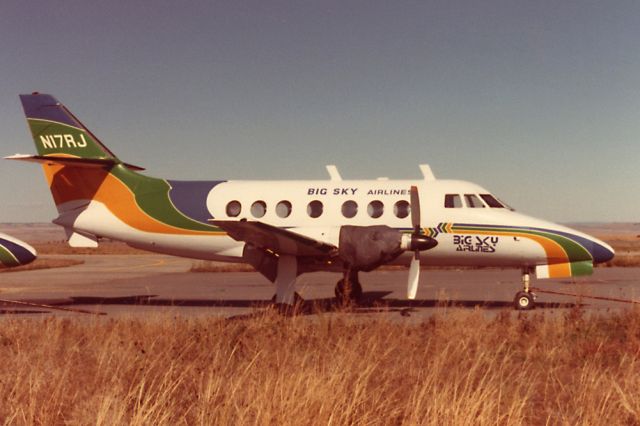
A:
[
  {"xmin": 276, "ymin": 200, "xmax": 292, "ymax": 218},
  {"xmin": 479, "ymin": 194, "xmax": 504, "ymax": 208},
  {"xmin": 394, "ymin": 200, "xmax": 410, "ymax": 218},
  {"xmin": 367, "ymin": 200, "xmax": 384, "ymax": 218},
  {"xmin": 307, "ymin": 200, "xmax": 323, "ymax": 218},
  {"xmin": 341, "ymin": 200, "xmax": 358, "ymax": 218},
  {"xmin": 251, "ymin": 200, "xmax": 267, "ymax": 218},
  {"xmin": 226, "ymin": 200, "xmax": 241, "ymax": 217},
  {"xmin": 444, "ymin": 194, "xmax": 462, "ymax": 208},
  {"xmin": 464, "ymin": 194, "xmax": 485, "ymax": 208}
]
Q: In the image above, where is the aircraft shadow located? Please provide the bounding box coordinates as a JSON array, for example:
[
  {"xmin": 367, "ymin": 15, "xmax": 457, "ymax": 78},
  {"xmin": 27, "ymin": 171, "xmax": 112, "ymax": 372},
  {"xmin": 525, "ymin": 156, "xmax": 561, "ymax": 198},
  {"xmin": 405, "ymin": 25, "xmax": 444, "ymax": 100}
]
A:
[{"xmin": 0, "ymin": 291, "xmax": 578, "ymax": 317}]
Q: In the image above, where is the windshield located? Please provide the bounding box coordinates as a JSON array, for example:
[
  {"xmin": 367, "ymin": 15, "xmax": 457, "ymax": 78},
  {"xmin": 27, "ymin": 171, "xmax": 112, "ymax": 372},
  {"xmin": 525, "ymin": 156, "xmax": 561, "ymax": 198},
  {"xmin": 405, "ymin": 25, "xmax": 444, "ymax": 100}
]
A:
[{"xmin": 480, "ymin": 193, "xmax": 515, "ymax": 211}]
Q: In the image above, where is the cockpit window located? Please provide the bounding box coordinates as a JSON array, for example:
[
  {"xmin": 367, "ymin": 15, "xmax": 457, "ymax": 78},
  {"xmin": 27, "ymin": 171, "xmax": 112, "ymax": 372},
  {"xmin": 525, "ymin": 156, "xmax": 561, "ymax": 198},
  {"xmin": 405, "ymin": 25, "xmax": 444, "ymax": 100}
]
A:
[
  {"xmin": 444, "ymin": 194, "xmax": 462, "ymax": 208},
  {"xmin": 464, "ymin": 194, "xmax": 485, "ymax": 208},
  {"xmin": 480, "ymin": 194, "xmax": 505, "ymax": 208},
  {"xmin": 498, "ymin": 197, "xmax": 515, "ymax": 211}
]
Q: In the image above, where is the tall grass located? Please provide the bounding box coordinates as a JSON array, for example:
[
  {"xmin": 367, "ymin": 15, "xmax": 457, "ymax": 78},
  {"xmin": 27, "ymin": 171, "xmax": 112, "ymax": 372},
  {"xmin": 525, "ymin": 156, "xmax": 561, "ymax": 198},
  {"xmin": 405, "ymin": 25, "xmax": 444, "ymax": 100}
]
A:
[{"xmin": 0, "ymin": 309, "xmax": 639, "ymax": 424}]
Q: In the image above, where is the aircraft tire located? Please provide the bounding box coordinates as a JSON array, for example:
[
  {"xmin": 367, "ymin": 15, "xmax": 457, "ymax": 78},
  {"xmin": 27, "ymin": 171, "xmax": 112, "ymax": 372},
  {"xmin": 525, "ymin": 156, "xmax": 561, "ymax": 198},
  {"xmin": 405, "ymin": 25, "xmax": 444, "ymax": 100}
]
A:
[{"xmin": 514, "ymin": 291, "xmax": 535, "ymax": 310}]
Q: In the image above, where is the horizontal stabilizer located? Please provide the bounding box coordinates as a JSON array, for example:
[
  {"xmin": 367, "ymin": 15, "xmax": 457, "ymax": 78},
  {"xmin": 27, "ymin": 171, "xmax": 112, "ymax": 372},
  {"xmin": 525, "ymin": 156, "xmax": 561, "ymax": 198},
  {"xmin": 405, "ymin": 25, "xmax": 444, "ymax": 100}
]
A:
[
  {"xmin": 210, "ymin": 220, "xmax": 337, "ymax": 257},
  {"xmin": 5, "ymin": 154, "xmax": 144, "ymax": 171}
]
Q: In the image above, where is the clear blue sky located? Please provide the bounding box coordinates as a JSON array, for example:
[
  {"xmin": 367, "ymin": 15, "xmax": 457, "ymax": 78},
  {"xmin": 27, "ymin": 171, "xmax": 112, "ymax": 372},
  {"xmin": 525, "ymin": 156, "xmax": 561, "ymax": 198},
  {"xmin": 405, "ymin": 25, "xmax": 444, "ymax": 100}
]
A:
[{"xmin": 1, "ymin": 0, "xmax": 638, "ymax": 222}]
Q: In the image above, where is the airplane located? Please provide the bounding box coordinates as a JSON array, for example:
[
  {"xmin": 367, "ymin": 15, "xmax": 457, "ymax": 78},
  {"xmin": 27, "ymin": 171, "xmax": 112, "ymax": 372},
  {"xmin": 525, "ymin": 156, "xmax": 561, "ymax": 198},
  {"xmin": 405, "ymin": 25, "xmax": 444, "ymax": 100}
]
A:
[
  {"xmin": 7, "ymin": 93, "xmax": 615, "ymax": 310},
  {"xmin": 0, "ymin": 232, "xmax": 37, "ymax": 268}
]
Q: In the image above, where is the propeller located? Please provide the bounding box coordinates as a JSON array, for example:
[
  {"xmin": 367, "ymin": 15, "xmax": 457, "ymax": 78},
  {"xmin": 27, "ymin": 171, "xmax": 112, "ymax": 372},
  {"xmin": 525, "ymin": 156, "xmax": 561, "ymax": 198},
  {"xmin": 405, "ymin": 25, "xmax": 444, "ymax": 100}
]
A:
[
  {"xmin": 337, "ymin": 185, "xmax": 436, "ymax": 298},
  {"xmin": 406, "ymin": 185, "xmax": 437, "ymax": 299}
]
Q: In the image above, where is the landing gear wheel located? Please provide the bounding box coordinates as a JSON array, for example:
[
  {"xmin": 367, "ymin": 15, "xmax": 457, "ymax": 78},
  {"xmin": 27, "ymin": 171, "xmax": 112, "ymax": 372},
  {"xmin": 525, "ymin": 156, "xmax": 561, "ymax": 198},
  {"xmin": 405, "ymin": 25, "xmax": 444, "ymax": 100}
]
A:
[
  {"xmin": 335, "ymin": 279, "xmax": 363, "ymax": 305},
  {"xmin": 514, "ymin": 291, "xmax": 535, "ymax": 310},
  {"xmin": 271, "ymin": 292, "xmax": 304, "ymax": 315}
]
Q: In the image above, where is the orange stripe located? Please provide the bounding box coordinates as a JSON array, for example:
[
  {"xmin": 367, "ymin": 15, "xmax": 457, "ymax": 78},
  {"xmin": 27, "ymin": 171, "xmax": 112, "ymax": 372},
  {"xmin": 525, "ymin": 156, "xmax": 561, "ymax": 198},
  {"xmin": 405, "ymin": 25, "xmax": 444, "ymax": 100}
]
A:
[{"xmin": 548, "ymin": 263, "xmax": 571, "ymax": 278}]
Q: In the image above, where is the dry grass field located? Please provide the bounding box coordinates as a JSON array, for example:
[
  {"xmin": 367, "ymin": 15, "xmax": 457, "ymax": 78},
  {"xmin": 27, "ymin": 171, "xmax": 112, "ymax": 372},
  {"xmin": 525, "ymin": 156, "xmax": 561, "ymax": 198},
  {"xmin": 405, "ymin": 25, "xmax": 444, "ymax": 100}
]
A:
[
  {"xmin": 601, "ymin": 236, "xmax": 640, "ymax": 267},
  {"xmin": 1, "ymin": 308, "xmax": 639, "ymax": 424},
  {"xmin": 572, "ymin": 223, "xmax": 640, "ymax": 267}
]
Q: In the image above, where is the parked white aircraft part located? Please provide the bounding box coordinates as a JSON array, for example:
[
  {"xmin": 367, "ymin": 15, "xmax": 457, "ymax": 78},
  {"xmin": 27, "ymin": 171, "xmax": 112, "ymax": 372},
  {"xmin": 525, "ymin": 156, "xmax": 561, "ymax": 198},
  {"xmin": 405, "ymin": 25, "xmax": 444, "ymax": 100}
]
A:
[{"xmin": 0, "ymin": 232, "xmax": 37, "ymax": 268}]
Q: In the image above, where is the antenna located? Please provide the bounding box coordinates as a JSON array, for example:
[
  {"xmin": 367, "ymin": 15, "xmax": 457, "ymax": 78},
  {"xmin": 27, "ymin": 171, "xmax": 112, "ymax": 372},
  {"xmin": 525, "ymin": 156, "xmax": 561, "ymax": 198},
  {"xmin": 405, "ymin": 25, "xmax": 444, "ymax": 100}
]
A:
[
  {"xmin": 419, "ymin": 164, "xmax": 436, "ymax": 181},
  {"xmin": 326, "ymin": 165, "xmax": 342, "ymax": 181}
]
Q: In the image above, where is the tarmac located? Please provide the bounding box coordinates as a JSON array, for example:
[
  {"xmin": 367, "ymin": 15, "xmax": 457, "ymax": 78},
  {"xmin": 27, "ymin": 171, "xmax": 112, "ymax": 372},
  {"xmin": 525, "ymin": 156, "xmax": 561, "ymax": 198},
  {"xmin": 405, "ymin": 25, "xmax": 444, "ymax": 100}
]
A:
[{"xmin": 0, "ymin": 254, "xmax": 639, "ymax": 319}]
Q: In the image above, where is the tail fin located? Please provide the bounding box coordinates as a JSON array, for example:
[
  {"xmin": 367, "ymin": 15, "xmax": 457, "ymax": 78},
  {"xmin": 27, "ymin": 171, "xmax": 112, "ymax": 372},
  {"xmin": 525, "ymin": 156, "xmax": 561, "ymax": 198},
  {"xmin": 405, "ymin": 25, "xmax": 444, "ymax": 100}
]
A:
[
  {"xmin": 11, "ymin": 93, "xmax": 217, "ymax": 239},
  {"xmin": 11, "ymin": 93, "xmax": 144, "ymax": 217},
  {"xmin": 19, "ymin": 93, "xmax": 119, "ymax": 161},
  {"xmin": 16, "ymin": 93, "xmax": 143, "ymax": 170}
]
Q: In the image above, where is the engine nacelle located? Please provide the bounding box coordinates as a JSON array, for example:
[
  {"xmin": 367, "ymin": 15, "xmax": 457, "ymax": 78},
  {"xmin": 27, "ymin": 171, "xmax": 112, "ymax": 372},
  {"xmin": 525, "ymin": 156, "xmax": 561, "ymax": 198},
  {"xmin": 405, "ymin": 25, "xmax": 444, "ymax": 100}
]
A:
[
  {"xmin": 338, "ymin": 225, "xmax": 404, "ymax": 271},
  {"xmin": 339, "ymin": 225, "xmax": 438, "ymax": 272}
]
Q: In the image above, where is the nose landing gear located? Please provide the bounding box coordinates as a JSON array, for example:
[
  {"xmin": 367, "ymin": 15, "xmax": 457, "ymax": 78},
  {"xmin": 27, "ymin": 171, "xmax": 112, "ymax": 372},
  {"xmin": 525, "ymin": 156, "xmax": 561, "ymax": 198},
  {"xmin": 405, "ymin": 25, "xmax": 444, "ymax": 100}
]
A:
[{"xmin": 514, "ymin": 269, "xmax": 536, "ymax": 310}]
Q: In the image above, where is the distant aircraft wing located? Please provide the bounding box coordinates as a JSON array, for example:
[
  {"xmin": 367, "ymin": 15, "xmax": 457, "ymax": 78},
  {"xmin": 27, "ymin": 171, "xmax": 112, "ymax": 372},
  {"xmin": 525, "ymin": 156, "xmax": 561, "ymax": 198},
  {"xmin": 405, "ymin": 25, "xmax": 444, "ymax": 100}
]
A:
[
  {"xmin": 0, "ymin": 232, "xmax": 37, "ymax": 268},
  {"xmin": 210, "ymin": 220, "xmax": 338, "ymax": 257}
]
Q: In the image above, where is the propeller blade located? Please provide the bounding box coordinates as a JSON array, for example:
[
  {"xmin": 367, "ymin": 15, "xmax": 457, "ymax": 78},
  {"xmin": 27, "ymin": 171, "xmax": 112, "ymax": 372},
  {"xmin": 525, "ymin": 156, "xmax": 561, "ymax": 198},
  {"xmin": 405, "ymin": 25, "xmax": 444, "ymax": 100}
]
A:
[
  {"xmin": 407, "ymin": 253, "xmax": 420, "ymax": 299},
  {"xmin": 410, "ymin": 185, "xmax": 421, "ymax": 233}
]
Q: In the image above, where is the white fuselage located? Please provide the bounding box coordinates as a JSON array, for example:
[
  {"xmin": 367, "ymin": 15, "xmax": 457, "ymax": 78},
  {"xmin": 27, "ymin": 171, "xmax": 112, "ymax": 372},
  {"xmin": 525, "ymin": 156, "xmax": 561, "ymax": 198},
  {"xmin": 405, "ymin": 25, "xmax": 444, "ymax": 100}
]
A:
[{"xmin": 63, "ymin": 178, "xmax": 613, "ymax": 271}]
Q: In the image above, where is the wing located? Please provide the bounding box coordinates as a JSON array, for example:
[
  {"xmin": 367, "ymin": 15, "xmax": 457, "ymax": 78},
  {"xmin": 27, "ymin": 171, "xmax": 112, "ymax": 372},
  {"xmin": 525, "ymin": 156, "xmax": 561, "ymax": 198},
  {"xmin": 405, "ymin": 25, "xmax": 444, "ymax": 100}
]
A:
[{"xmin": 210, "ymin": 220, "xmax": 338, "ymax": 257}]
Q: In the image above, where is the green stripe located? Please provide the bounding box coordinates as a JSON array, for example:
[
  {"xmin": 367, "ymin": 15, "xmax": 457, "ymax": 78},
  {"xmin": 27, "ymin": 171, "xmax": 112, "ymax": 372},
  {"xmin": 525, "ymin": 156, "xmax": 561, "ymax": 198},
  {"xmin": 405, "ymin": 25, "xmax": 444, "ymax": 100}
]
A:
[
  {"xmin": 110, "ymin": 165, "xmax": 220, "ymax": 232},
  {"xmin": 570, "ymin": 260, "xmax": 593, "ymax": 276}
]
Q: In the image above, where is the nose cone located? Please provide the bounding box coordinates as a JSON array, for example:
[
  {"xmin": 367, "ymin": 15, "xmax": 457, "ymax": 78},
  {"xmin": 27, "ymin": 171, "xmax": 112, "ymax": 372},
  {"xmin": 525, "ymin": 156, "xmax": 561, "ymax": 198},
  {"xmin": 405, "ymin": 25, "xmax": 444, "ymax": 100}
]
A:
[{"xmin": 589, "ymin": 239, "xmax": 615, "ymax": 264}]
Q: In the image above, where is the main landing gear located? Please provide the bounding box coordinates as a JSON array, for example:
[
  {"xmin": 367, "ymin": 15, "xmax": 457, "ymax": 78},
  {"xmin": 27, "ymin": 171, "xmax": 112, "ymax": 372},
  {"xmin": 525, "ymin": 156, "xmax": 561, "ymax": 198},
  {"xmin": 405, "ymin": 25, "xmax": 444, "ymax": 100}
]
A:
[
  {"xmin": 335, "ymin": 269, "xmax": 363, "ymax": 305},
  {"xmin": 271, "ymin": 255, "xmax": 304, "ymax": 314},
  {"xmin": 514, "ymin": 269, "xmax": 536, "ymax": 310},
  {"xmin": 271, "ymin": 292, "xmax": 304, "ymax": 315}
]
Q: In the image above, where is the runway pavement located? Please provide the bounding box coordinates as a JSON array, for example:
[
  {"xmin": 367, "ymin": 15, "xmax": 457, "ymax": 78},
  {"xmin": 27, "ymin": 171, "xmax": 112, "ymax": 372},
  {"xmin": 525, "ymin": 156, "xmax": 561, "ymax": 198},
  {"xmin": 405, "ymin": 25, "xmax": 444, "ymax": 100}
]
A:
[{"xmin": 0, "ymin": 254, "xmax": 639, "ymax": 318}]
